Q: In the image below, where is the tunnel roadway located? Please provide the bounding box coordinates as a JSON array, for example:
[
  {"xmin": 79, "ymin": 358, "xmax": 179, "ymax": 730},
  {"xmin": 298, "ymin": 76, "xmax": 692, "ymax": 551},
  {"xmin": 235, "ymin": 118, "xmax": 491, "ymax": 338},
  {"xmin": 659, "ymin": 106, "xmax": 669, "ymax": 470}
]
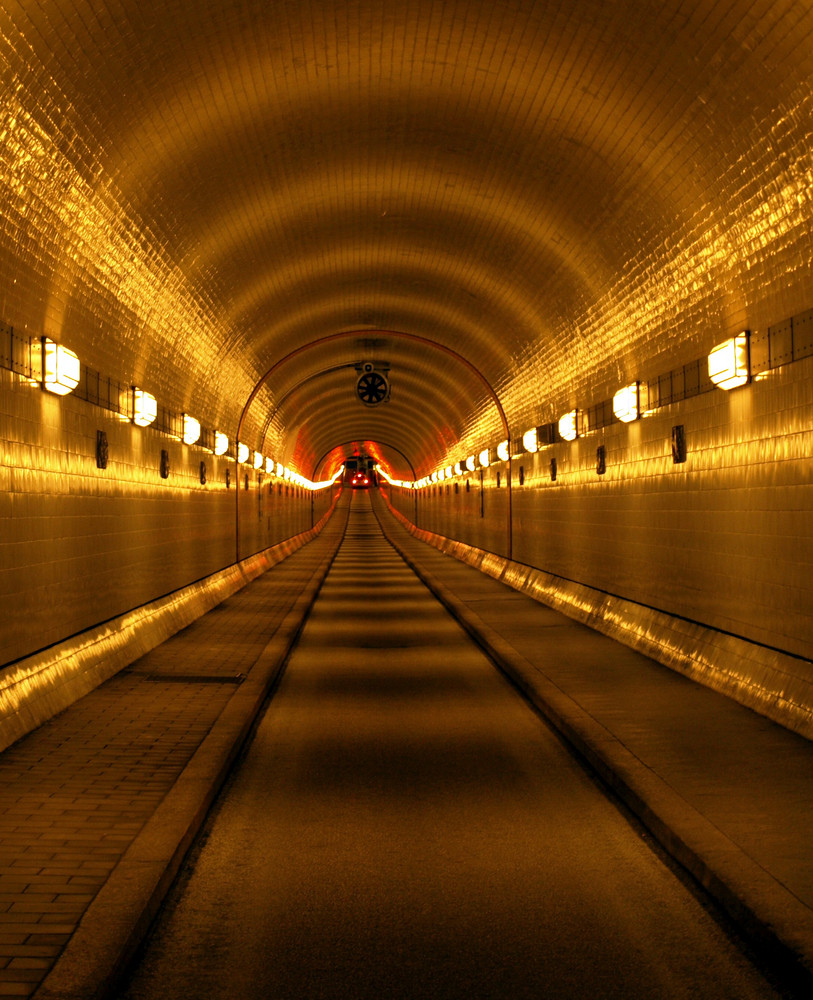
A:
[{"xmin": 116, "ymin": 492, "xmax": 784, "ymax": 1000}]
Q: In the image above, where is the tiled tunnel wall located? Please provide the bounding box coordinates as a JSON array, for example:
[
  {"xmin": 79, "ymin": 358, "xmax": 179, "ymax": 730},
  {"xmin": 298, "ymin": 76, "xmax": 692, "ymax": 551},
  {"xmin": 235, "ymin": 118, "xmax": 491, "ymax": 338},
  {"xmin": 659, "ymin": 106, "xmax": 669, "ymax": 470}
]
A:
[
  {"xmin": 0, "ymin": 1, "xmax": 811, "ymax": 738},
  {"xmin": 0, "ymin": 367, "xmax": 338, "ymax": 669},
  {"xmin": 385, "ymin": 355, "xmax": 813, "ymax": 732}
]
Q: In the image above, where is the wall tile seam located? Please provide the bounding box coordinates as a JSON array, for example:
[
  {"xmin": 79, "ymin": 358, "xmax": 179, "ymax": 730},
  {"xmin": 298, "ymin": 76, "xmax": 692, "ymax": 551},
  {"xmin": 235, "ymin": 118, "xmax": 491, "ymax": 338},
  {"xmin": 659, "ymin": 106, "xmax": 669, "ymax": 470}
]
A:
[
  {"xmin": 389, "ymin": 489, "xmax": 812, "ymax": 660},
  {"xmin": 0, "ymin": 490, "xmax": 336, "ymax": 672},
  {"xmin": 0, "ymin": 543, "xmax": 298, "ymax": 694},
  {"xmin": 407, "ymin": 524, "xmax": 813, "ymax": 734},
  {"xmin": 461, "ymin": 356, "xmax": 813, "ymax": 478},
  {"xmin": 417, "ymin": 448, "xmax": 812, "ymax": 488}
]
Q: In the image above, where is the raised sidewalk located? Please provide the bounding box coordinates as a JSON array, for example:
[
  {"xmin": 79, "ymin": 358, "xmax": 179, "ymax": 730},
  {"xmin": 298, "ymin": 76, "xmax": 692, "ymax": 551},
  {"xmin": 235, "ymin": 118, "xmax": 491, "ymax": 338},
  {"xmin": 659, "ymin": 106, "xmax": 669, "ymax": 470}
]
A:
[{"xmin": 1, "ymin": 497, "xmax": 350, "ymax": 1000}]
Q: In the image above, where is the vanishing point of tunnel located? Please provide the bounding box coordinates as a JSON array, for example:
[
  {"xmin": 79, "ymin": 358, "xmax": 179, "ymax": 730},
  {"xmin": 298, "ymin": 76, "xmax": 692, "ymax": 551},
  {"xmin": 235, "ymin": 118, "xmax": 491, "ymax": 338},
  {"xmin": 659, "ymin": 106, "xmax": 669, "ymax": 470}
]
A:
[{"xmin": 0, "ymin": 2, "xmax": 812, "ymax": 998}]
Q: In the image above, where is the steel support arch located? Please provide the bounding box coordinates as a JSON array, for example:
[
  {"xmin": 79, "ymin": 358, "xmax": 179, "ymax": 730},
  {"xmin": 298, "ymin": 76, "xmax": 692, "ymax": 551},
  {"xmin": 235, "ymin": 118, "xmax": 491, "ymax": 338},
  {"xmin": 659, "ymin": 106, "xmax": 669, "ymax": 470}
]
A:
[{"xmin": 235, "ymin": 329, "xmax": 512, "ymax": 562}]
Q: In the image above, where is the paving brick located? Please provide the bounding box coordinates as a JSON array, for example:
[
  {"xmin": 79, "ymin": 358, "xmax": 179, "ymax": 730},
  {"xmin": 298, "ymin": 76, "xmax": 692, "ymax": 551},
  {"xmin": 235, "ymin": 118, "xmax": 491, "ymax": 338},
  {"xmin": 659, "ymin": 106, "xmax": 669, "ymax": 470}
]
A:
[
  {"xmin": 11, "ymin": 902, "xmax": 87, "ymax": 914},
  {"xmin": 0, "ymin": 983, "xmax": 36, "ymax": 996},
  {"xmin": 0, "ymin": 530, "xmax": 335, "ymax": 994},
  {"xmin": 0, "ymin": 947, "xmax": 60, "ymax": 959}
]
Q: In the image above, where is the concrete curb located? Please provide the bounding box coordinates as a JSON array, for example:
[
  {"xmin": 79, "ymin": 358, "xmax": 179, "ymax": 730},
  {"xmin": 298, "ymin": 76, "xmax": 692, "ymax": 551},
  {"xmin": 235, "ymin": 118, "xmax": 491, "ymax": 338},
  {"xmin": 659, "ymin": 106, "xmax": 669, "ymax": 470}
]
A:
[
  {"xmin": 377, "ymin": 507, "xmax": 813, "ymax": 993},
  {"xmin": 34, "ymin": 502, "xmax": 350, "ymax": 1000}
]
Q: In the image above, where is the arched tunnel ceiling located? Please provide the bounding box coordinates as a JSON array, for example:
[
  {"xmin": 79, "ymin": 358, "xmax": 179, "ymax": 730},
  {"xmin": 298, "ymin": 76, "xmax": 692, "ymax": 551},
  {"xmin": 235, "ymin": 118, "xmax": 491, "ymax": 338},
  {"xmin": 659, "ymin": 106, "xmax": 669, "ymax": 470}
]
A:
[{"xmin": 1, "ymin": 1, "xmax": 811, "ymax": 479}]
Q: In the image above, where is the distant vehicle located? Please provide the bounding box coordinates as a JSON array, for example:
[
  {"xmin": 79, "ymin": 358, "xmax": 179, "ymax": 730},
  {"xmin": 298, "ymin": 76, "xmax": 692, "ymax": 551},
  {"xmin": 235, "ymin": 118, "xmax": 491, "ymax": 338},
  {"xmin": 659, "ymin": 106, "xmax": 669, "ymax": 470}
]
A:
[{"xmin": 344, "ymin": 455, "xmax": 377, "ymax": 488}]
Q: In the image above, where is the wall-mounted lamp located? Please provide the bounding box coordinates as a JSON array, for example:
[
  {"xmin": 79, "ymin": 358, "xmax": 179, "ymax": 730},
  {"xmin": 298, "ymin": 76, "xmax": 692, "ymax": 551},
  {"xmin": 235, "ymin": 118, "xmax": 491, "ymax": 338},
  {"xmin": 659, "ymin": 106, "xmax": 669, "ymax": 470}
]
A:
[
  {"xmin": 612, "ymin": 383, "xmax": 641, "ymax": 423},
  {"xmin": 133, "ymin": 388, "xmax": 157, "ymax": 426},
  {"xmin": 276, "ymin": 462, "xmax": 284, "ymax": 477},
  {"xmin": 453, "ymin": 461, "xmax": 463, "ymax": 476},
  {"xmin": 237, "ymin": 442, "xmax": 250, "ymax": 464},
  {"xmin": 465, "ymin": 455, "xmax": 476, "ymax": 472},
  {"xmin": 214, "ymin": 432, "xmax": 229, "ymax": 456},
  {"xmin": 558, "ymin": 409, "xmax": 584, "ymax": 441},
  {"xmin": 496, "ymin": 439, "xmax": 510, "ymax": 462},
  {"xmin": 444, "ymin": 465, "xmax": 453, "ymax": 479},
  {"xmin": 42, "ymin": 339, "xmax": 80, "ymax": 395},
  {"xmin": 708, "ymin": 332, "xmax": 750, "ymax": 389},
  {"xmin": 522, "ymin": 427, "xmax": 539, "ymax": 453},
  {"xmin": 478, "ymin": 448, "xmax": 490, "ymax": 468},
  {"xmin": 182, "ymin": 414, "xmax": 200, "ymax": 445},
  {"xmin": 265, "ymin": 457, "xmax": 274, "ymax": 474},
  {"xmin": 253, "ymin": 451, "xmax": 263, "ymax": 470}
]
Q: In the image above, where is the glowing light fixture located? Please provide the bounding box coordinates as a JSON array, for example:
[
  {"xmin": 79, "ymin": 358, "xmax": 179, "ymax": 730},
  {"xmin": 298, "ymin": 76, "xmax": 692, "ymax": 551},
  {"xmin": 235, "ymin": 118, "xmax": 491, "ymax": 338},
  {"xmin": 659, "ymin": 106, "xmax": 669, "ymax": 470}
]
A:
[
  {"xmin": 182, "ymin": 414, "xmax": 201, "ymax": 445},
  {"xmin": 133, "ymin": 388, "xmax": 157, "ymax": 427},
  {"xmin": 613, "ymin": 383, "xmax": 640, "ymax": 423},
  {"xmin": 445, "ymin": 465, "xmax": 453, "ymax": 479},
  {"xmin": 431, "ymin": 471, "xmax": 438, "ymax": 483},
  {"xmin": 237, "ymin": 442, "xmax": 250, "ymax": 464},
  {"xmin": 497, "ymin": 440, "xmax": 510, "ymax": 462},
  {"xmin": 522, "ymin": 428, "xmax": 539, "ymax": 453},
  {"xmin": 42, "ymin": 339, "xmax": 80, "ymax": 395},
  {"xmin": 214, "ymin": 432, "xmax": 229, "ymax": 456},
  {"xmin": 558, "ymin": 410, "xmax": 583, "ymax": 441},
  {"xmin": 253, "ymin": 451, "xmax": 263, "ymax": 470},
  {"xmin": 465, "ymin": 455, "xmax": 476, "ymax": 472},
  {"xmin": 708, "ymin": 332, "xmax": 750, "ymax": 389},
  {"xmin": 265, "ymin": 457, "xmax": 274, "ymax": 474},
  {"xmin": 454, "ymin": 461, "xmax": 463, "ymax": 476},
  {"xmin": 276, "ymin": 462, "xmax": 284, "ymax": 477},
  {"xmin": 479, "ymin": 448, "xmax": 490, "ymax": 468}
]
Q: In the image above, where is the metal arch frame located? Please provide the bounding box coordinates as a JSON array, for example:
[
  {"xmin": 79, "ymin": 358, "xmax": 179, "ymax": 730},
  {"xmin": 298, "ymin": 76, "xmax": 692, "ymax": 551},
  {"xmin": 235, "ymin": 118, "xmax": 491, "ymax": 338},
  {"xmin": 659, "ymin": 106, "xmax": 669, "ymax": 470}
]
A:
[
  {"xmin": 310, "ymin": 440, "xmax": 417, "ymax": 484},
  {"xmin": 235, "ymin": 329, "xmax": 512, "ymax": 561},
  {"xmin": 258, "ymin": 363, "xmax": 359, "ymax": 454}
]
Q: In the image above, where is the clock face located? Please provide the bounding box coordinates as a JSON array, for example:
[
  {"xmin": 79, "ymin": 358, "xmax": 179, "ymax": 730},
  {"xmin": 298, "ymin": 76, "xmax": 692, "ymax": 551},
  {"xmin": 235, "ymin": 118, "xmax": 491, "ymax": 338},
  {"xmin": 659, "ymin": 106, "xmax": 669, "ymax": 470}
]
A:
[{"xmin": 356, "ymin": 371, "xmax": 389, "ymax": 405}]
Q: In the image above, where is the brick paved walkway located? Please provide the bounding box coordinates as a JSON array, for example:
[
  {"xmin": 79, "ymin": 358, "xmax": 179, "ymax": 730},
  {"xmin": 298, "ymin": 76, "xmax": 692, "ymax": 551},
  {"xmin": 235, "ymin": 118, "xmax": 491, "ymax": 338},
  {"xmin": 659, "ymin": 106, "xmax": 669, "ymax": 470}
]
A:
[{"xmin": 0, "ymin": 511, "xmax": 346, "ymax": 998}]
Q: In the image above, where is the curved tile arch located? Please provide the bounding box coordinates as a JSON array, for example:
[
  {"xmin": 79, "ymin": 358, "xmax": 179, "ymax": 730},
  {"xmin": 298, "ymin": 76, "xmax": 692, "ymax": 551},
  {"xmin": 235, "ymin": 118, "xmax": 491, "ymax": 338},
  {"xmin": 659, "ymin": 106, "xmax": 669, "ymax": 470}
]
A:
[
  {"xmin": 197, "ymin": 189, "xmax": 608, "ymax": 344},
  {"xmin": 226, "ymin": 276, "xmax": 535, "ymax": 401},
  {"xmin": 3, "ymin": 0, "xmax": 808, "ymax": 446},
  {"xmin": 224, "ymin": 227, "xmax": 592, "ymax": 364},
  {"xmin": 244, "ymin": 327, "xmax": 496, "ymax": 429},
  {"xmin": 292, "ymin": 410, "xmax": 443, "ymax": 481},
  {"xmin": 269, "ymin": 356, "xmax": 487, "ymax": 462},
  {"xmin": 291, "ymin": 374, "xmax": 481, "ymax": 465},
  {"xmin": 236, "ymin": 327, "xmax": 513, "ymax": 559},
  {"xmin": 100, "ymin": 1, "xmax": 728, "ymax": 220},
  {"xmin": 252, "ymin": 338, "xmax": 504, "ymax": 476}
]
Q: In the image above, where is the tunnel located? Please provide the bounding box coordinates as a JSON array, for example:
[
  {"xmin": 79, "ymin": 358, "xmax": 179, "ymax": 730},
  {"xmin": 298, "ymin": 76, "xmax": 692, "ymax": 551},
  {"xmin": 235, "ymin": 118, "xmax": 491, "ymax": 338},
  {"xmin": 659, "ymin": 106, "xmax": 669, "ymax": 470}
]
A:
[{"xmin": 0, "ymin": 2, "xmax": 812, "ymax": 997}]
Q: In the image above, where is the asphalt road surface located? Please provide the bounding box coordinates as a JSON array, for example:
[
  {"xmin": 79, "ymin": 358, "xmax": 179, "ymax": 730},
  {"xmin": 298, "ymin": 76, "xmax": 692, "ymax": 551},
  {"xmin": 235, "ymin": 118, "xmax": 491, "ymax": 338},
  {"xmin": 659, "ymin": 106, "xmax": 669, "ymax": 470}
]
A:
[{"xmin": 117, "ymin": 494, "xmax": 786, "ymax": 1000}]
